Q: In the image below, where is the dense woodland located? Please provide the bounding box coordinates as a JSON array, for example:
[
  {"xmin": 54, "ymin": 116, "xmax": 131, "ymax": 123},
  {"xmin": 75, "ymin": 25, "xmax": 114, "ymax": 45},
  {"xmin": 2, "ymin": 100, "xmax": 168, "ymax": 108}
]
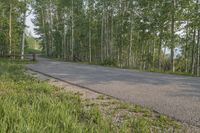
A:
[{"xmin": 0, "ymin": 0, "xmax": 200, "ymax": 76}]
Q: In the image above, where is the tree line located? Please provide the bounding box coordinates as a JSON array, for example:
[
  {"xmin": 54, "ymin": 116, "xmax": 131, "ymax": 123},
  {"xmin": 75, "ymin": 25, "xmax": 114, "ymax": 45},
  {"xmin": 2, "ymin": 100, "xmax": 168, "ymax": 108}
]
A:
[
  {"xmin": 1, "ymin": 0, "xmax": 200, "ymax": 76},
  {"xmin": 0, "ymin": 0, "xmax": 30, "ymax": 59}
]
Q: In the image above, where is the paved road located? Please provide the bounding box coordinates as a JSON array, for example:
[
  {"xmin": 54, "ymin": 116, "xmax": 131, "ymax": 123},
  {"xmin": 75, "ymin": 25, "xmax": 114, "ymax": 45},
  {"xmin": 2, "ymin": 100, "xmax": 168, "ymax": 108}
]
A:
[{"xmin": 26, "ymin": 58, "xmax": 200, "ymax": 126}]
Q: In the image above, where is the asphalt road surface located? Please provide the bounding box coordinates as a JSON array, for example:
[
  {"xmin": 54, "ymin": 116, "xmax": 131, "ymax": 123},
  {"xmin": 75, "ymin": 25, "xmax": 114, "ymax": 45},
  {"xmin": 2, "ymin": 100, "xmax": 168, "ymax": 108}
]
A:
[{"xmin": 26, "ymin": 57, "xmax": 200, "ymax": 126}]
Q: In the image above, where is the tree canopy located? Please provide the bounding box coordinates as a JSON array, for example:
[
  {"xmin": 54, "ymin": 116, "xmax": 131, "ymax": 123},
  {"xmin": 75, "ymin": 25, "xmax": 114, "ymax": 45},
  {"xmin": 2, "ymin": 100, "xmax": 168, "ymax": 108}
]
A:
[{"xmin": 1, "ymin": 0, "xmax": 200, "ymax": 76}]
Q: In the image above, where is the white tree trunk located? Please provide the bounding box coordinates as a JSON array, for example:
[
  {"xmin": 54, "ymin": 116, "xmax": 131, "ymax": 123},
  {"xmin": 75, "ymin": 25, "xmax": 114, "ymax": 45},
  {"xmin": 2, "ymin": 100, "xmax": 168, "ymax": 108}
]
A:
[
  {"xmin": 9, "ymin": 3, "xmax": 12, "ymax": 55},
  {"xmin": 197, "ymin": 30, "xmax": 200, "ymax": 76},
  {"xmin": 21, "ymin": 2, "xmax": 27, "ymax": 60},
  {"xmin": 128, "ymin": 14, "xmax": 133, "ymax": 67},
  {"xmin": 100, "ymin": 8, "xmax": 104, "ymax": 63},
  {"xmin": 71, "ymin": 0, "xmax": 74, "ymax": 61},
  {"xmin": 89, "ymin": 23, "xmax": 92, "ymax": 63}
]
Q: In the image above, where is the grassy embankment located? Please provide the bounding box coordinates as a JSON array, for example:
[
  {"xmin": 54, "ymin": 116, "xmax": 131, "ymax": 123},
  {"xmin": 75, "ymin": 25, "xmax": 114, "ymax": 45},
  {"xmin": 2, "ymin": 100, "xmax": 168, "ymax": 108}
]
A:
[{"xmin": 0, "ymin": 58, "xmax": 187, "ymax": 132}]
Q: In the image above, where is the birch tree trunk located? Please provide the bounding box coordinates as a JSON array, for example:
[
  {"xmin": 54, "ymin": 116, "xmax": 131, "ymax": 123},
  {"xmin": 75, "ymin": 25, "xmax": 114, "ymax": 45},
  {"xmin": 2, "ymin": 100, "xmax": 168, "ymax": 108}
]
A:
[
  {"xmin": 185, "ymin": 27, "xmax": 189, "ymax": 73},
  {"xmin": 71, "ymin": 0, "xmax": 74, "ymax": 61},
  {"xmin": 158, "ymin": 30, "xmax": 163, "ymax": 70},
  {"xmin": 100, "ymin": 8, "xmax": 104, "ymax": 63},
  {"xmin": 197, "ymin": 30, "xmax": 200, "ymax": 76},
  {"xmin": 41, "ymin": 9, "xmax": 48, "ymax": 56},
  {"xmin": 63, "ymin": 13, "xmax": 67, "ymax": 60},
  {"xmin": 170, "ymin": 0, "xmax": 175, "ymax": 72},
  {"xmin": 21, "ymin": 0, "xmax": 27, "ymax": 60},
  {"xmin": 128, "ymin": 14, "xmax": 133, "ymax": 68},
  {"xmin": 192, "ymin": 30, "xmax": 196, "ymax": 75},
  {"xmin": 89, "ymin": 23, "xmax": 92, "ymax": 63},
  {"xmin": 49, "ymin": 0, "xmax": 53, "ymax": 56},
  {"xmin": 196, "ymin": 0, "xmax": 200, "ymax": 76},
  {"xmin": 110, "ymin": 13, "xmax": 113, "ymax": 60},
  {"xmin": 9, "ymin": 3, "xmax": 12, "ymax": 55},
  {"xmin": 88, "ymin": 1, "xmax": 92, "ymax": 63}
]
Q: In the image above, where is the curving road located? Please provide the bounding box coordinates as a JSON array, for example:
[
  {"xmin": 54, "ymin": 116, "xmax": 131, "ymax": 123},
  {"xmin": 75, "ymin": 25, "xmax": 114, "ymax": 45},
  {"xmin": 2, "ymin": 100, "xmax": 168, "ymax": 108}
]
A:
[{"xmin": 26, "ymin": 57, "xmax": 200, "ymax": 127}]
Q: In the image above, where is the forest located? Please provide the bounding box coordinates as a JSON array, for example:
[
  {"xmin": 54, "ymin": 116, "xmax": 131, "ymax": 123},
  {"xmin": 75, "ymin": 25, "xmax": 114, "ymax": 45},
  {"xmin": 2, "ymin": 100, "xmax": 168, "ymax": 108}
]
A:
[{"xmin": 0, "ymin": 0, "xmax": 200, "ymax": 76}]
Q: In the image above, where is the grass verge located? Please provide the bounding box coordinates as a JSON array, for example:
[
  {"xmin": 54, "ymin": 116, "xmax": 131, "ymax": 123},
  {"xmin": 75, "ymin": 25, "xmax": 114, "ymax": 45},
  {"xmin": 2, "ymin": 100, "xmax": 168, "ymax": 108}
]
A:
[{"xmin": 0, "ymin": 58, "xmax": 114, "ymax": 132}]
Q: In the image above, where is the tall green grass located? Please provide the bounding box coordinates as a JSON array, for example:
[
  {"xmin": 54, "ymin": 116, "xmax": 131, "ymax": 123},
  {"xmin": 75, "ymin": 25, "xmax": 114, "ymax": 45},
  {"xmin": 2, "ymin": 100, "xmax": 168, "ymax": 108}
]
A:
[{"xmin": 0, "ymin": 59, "xmax": 117, "ymax": 133}]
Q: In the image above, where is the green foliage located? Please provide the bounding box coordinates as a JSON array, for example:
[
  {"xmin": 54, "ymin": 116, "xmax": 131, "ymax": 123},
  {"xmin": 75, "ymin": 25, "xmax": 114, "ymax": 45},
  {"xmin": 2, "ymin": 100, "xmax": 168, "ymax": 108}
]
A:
[
  {"xmin": 0, "ymin": 0, "xmax": 27, "ymax": 56},
  {"xmin": 25, "ymin": 34, "xmax": 41, "ymax": 52},
  {"xmin": 1, "ymin": 0, "xmax": 200, "ymax": 75},
  {"xmin": 31, "ymin": 0, "xmax": 200, "ymax": 76},
  {"xmin": 26, "ymin": 48, "xmax": 41, "ymax": 54},
  {"xmin": 101, "ymin": 58, "xmax": 117, "ymax": 67}
]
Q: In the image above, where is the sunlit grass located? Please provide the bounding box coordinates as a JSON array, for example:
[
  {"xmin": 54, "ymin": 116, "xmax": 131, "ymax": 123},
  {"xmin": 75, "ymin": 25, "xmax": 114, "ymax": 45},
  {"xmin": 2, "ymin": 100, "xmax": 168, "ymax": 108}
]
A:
[{"xmin": 0, "ymin": 59, "xmax": 115, "ymax": 132}]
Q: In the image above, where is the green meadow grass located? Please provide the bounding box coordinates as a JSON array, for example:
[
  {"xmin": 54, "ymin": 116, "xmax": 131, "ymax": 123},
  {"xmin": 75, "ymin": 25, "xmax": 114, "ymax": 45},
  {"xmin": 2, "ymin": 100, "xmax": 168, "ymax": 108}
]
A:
[
  {"xmin": 0, "ymin": 58, "xmax": 186, "ymax": 133},
  {"xmin": 0, "ymin": 59, "xmax": 116, "ymax": 133}
]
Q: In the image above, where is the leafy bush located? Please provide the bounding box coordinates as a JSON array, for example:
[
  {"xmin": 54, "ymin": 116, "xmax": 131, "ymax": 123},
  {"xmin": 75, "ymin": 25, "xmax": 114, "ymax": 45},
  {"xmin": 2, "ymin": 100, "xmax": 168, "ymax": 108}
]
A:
[{"xmin": 101, "ymin": 58, "xmax": 117, "ymax": 67}]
